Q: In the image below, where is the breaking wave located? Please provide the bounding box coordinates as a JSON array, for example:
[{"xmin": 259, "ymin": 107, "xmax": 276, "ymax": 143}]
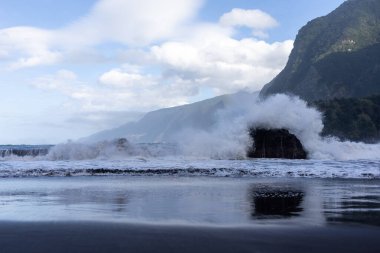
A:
[
  {"xmin": 46, "ymin": 140, "xmax": 178, "ymax": 160},
  {"xmin": 0, "ymin": 158, "xmax": 378, "ymax": 179},
  {"xmin": 178, "ymin": 94, "xmax": 380, "ymax": 160}
]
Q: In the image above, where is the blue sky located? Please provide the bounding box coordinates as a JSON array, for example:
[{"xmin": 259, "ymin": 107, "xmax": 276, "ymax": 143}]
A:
[{"xmin": 0, "ymin": 0, "xmax": 345, "ymax": 144}]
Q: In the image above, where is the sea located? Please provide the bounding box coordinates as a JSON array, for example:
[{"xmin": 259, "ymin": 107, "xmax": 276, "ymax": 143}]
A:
[{"xmin": 0, "ymin": 143, "xmax": 379, "ymax": 228}]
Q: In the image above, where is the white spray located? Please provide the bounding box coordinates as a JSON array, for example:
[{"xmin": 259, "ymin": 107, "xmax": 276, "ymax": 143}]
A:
[
  {"xmin": 45, "ymin": 93, "xmax": 380, "ymax": 161},
  {"xmin": 178, "ymin": 93, "xmax": 380, "ymax": 160}
]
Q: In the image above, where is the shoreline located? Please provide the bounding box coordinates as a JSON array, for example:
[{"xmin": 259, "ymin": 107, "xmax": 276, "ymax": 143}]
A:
[{"xmin": 0, "ymin": 221, "xmax": 379, "ymax": 253}]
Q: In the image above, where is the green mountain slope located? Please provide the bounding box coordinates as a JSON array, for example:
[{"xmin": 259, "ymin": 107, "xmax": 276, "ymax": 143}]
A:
[
  {"xmin": 315, "ymin": 95, "xmax": 380, "ymax": 142},
  {"xmin": 261, "ymin": 0, "xmax": 380, "ymax": 101}
]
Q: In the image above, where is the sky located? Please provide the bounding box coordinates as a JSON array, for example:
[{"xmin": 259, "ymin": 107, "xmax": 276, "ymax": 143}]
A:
[{"xmin": 0, "ymin": 0, "xmax": 345, "ymax": 144}]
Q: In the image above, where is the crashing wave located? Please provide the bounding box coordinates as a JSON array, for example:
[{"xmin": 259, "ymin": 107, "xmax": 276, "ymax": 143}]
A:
[
  {"xmin": 178, "ymin": 94, "xmax": 380, "ymax": 160},
  {"xmin": 0, "ymin": 158, "xmax": 378, "ymax": 179},
  {"xmin": 46, "ymin": 139, "xmax": 179, "ymax": 160}
]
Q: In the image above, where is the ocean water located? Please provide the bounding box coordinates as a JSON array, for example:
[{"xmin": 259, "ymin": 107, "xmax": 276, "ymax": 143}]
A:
[
  {"xmin": 0, "ymin": 145, "xmax": 379, "ymax": 179},
  {"xmin": 1, "ymin": 157, "xmax": 380, "ymax": 179},
  {"xmin": 0, "ymin": 144, "xmax": 379, "ymax": 227}
]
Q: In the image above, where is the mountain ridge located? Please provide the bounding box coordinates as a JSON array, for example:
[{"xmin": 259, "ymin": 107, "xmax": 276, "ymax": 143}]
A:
[{"xmin": 81, "ymin": 92, "xmax": 255, "ymax": 143}]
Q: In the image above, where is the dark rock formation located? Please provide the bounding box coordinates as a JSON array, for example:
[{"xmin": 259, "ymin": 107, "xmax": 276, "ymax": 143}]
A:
[{"xmin": 247, "ymin": 128, "xmax": 307, "ymax": 159}]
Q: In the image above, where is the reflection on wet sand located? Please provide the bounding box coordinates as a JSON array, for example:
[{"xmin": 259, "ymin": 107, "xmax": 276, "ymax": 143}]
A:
[
  {"xmin": 325, "ymin": 193, "xmax": 380, "ymax": 226},
  {"xmin": 249, "ymin": 185, "xmax": 304, "ymax": 219},
  {"xmin": 56, "ymin": 188, "xmax": 130, "ymax": 213},
  {"xmin": 0, "ymin": 177, "xmax": 380, "ymax": 227}
]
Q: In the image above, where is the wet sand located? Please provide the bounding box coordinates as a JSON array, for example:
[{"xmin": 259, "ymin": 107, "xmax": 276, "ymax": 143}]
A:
[
  {"xmin": 0, "ymin": 222, "xmax": 379, "ymax": 253},
  {"xmin": 0, "ymin": 176, "xmax": 379, "ymax": 252}
]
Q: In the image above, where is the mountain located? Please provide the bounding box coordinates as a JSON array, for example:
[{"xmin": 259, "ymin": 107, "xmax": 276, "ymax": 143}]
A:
[
  {"xmin": 82, "ymin": 92, "xmax": 255, "ymax": 143},
  {"xmin": 261, "ymin": 0, "xmax": 380, "ymax": 102}
]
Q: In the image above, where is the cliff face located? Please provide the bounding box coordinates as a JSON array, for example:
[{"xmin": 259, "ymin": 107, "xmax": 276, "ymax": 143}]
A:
[
  {"xmin": 247, "ymin": 128, "xmax": 307, "ymax": 159},
  {"xmin": 261, "ymin": 0, "xmax": 380, "ymax": 102}
]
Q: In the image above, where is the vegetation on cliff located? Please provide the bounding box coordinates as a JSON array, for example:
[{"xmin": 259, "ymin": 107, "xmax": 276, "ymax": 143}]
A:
[{"xmin": 316, "ymin": 95, "xmax": 380, "ymax": 142}]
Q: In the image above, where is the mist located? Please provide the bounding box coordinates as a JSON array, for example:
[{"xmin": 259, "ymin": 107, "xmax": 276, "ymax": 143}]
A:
[{"xmin": 45, "ymin": 92, "xmax": 380, "ymax": 161}]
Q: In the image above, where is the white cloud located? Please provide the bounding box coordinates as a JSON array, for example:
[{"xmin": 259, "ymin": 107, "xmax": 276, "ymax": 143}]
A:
[
  {"xmin": 219, "ymin": 8, "xmax": 278, "ymax": 38},
  {"xmin": 151, "ymin": 25, "xmax": 293, "ymax": 93},
  {"xmin": 0, "ymin": 27, "xmax": 61, "ymax": 69},
  {"xmin": 34, "ymin": 69, "xmax": 191, "ymax": 113},
  {"xmin": 97, "ymin": 67, "xmax": 197, "ymax": 110},
  {"xmin": 61, "ymin": 0, "xmax": 204, "ymax": 46},
  {"xmin": 34, "ymin": 69, "xmax": 79, "ymax": 92},
  {"xmin": 99, "ymin": 68, "xmax": 153, "ymax": 88},
  {"xmin": 0, "ymin": 0, "xmax": 203, "ymax": 69},
  {"xmin": 4, "ymin": 1, "xmax": 293, "ymax": 121}
]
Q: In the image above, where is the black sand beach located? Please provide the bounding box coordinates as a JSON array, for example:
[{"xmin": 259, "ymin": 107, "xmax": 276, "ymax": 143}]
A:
[{"xmin": 1, "ymin": 222, "xmax": 379, "ymax": 253}]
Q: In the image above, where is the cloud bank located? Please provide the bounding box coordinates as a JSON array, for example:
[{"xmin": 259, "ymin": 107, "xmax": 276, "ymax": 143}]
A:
[{"xmin": 0, "ymin": 0, "xmax": 294, "ymax": 138}]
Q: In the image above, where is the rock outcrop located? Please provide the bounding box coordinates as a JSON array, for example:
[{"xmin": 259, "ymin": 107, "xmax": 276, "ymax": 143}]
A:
[{"xmin": 247, "ymin": 128, "xmax": 307, "ymax": 159}]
